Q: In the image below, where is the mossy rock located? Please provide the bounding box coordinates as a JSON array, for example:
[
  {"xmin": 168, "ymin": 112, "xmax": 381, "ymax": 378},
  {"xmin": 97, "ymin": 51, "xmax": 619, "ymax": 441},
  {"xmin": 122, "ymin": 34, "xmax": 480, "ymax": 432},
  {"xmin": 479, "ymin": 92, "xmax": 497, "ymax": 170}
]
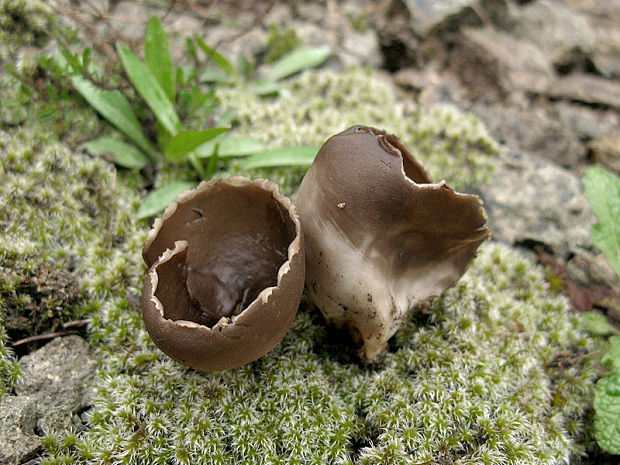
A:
[{"xmin": 0, "ymin": 63, "xmax": 595, "ymax": 463}]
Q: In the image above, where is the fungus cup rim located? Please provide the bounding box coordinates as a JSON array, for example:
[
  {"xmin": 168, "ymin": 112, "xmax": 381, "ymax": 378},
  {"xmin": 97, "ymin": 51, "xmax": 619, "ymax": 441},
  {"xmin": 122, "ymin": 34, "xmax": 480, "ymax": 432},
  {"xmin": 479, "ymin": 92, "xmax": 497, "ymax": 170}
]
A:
[{"xmin": 144, "ymin": 176, "xmax": 303, "ymax": 331}]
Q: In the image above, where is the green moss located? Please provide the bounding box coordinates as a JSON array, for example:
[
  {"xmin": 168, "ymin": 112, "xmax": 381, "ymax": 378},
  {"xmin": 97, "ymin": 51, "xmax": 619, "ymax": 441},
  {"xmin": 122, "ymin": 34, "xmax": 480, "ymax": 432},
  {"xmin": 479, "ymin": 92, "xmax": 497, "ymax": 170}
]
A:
[
  {"xmin": 0, "ymin": 0, "xmax": 55, "ymax": 63},
  {"xmin": 0, "ymin": 64, "xmax": 593, "ymax": 464},
  {"xmin": 41, "ymin": 241, "xmax": 595, "ymax": 465},
  {"xmin": 265, "ymin": 24, "xmax": 302, "ymax": 64},
  {"xmin": 0, "ymin": 122, "xmax": 144, "ymax": 390},
  {"xmin": 217, "ymin": 68, "xmax": 498, "ymax": 193}
]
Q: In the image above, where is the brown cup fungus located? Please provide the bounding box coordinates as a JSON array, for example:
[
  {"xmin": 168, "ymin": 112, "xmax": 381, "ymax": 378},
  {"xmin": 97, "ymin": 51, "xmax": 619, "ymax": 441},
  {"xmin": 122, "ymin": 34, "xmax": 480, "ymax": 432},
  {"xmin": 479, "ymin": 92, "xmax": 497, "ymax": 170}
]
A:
[
  {"xmin": 141, "ymin": 177, "xmax": 305, "ymax": 372},
  {"xmin": 296, "ymin": 126, "xmax": 490, "ymax": 362}
]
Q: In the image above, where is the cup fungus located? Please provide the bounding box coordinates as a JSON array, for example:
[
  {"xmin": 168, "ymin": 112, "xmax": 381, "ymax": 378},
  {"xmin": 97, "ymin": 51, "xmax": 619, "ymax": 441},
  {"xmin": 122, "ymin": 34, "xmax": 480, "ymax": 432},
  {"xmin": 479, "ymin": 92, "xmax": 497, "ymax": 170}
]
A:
[
  {"xmin": 141, "ymin": 177, "xmax": 305, "ymax": 372},
  {"xmin": 296, "ymin": 126, "xmax": 491, "ymax": 362}
]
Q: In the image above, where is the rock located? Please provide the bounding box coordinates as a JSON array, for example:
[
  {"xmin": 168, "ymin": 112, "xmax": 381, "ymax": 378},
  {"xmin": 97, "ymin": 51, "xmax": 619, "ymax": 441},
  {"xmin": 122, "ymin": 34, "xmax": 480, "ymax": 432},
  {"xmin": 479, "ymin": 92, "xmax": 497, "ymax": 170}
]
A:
[
  {"xmin": 547, "ymin": 73, "xmax": 620, "ymax": 109},
  {"xmin": 17, "ymin": 335, "xmax": 96, "ymax": 416},
  {"xmin": 401, "ymin": 0, "xmax": 510, "ymax": 36},
  {"xmin": 0, "ymin": 336, "xmax": 97, "ymax": 462},
  {"xmin": 473, "ymin": 103, "xmax": 586, "ymax": 168},
  {"xmin": 554, "ymin": 101, "xmax": 619, "ymax": 142},
  {"xmin": 511, "ymin": 0, "xmax": 595, "ymax": 67},
  {"xmin": 0, "ymin": 396, "xmax": 43, "ymax": 465},
  {"xmin": 449, "ymin": 27, "xmax": 554, "ymax": 99},
  {"xmin": 393, "ymin": 66, "xmax": 469, "ymax": 108},
  {"xmin": 340, "ymin": 29, "xmax": 383, "ymax": 68},
  {"xmin": 588, "ymin": 133, "xmax": 620, "ymax": 175},
  {"xmin": 480, "ymin": 148, "xmax": 617, "ymax": 288},
  {"xmin": 570, "ymin": 0, "xmax": 620, "ymax": 77}
]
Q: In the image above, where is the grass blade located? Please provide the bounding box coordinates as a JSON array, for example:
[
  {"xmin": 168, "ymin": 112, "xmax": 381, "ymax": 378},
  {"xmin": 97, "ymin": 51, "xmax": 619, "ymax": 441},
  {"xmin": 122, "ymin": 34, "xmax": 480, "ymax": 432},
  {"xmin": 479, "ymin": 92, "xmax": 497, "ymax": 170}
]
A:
[
  {"xmin": 200, "ymin": 68, "xmax": 234, "ymax": 84},
  {"xmin": 196, "ymin": 136, "xmax": 266, "ymax": 158},
  {"xmin": 145, "ymin": 15, "xmax": 175, "ymax": 102},
  {"xmin": 165, "ymin": 128, "xmax": 229, "ymax": 161},
  {"xmin": 195, "ymin": 37, "xmax": 236, "ymax": 76},
  {"xmin": 251, "ymin": 79, "xmax": 281, "ymax": 96},
  {"xmin": 84, "ymin": 137, "xmax": 149, "ymax": 169},
  {"xmin": 70, "ymin": 75, "xmax": 157, "ymax": 159},
  {"xmin": 138, "ymin": 182, "xmax": 197, "ymax": 219},
  {"xmin": 117, "ymin": 44, "xmax": 182, "ymax": 136},
  {"xmin": 265, "ymin": 46, "xmax": 331, "ymax": 82},
  {"xmin": 241, "ymin": 146, "xmax": 318, "ymax": 169}
]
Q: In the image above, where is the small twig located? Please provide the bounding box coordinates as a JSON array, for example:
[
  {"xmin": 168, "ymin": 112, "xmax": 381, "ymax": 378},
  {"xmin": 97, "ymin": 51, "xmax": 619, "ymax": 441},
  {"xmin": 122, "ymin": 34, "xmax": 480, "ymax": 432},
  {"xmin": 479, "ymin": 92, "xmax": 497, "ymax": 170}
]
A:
[
  {"xmin": 62, "ymin": 319, "xmax": 90, "ymax": 329},
  {"xmin": 162, "ymin": 0, "xmax": 180, "ymax": 21},
  {"xmin": 11, "ymin": 330, "xmax": 80, "ymax": 347}
]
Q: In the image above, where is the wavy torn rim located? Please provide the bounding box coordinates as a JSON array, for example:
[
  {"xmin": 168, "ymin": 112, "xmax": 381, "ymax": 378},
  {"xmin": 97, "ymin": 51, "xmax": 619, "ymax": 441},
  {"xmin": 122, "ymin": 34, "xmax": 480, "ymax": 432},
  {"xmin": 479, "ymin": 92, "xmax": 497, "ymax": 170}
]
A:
[
  {"xmin": 345, "ymin": 126, "xmax": 491, "ymax": 239},
  {"xmin": 145, "ymin": 176, "xmax": 303, "ymax": 331}
]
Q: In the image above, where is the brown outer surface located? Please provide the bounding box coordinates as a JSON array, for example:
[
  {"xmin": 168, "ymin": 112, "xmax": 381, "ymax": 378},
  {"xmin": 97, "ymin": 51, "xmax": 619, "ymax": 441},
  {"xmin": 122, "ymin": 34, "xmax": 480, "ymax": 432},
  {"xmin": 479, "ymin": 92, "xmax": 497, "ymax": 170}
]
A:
[
  {"xmin": 141, "ymin": 177, "xmax": 305, "ymax": 372},
  {"xmin": 296, "ymin": 126, "xmax": 490, "ymax": 361}
]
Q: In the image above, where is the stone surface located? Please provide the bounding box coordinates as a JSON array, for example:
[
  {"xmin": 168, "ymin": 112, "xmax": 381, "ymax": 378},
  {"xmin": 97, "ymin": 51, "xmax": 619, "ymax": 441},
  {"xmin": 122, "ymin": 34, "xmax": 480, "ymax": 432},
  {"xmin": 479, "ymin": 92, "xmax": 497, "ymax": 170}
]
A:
[
  {"xmin": 0, "ymin": 395, "xmax": 43, "ymax": 465},
  {"xmin": 480, "ymin": 147, "xmax": 617, "ymax": 288},
  {"xmin": 401, "ymin": 0, "xmax": 510, "ymax": 36},
  {"xmin": 511, "ymin": 0, "xmax": 595, "ymax": 66},
  {"xmin": 588, "ymin": 133, "xmax": 620, "ymax": 175},
  {"xmin": 453, "ymin": 26, "xmax": 554, "ymax": 98},
  {"xmin": 17, "ymin": 335, "xmax": 96, "ymax": 414},
  {"xmin": 547, "ymin": 73, "xmax": 620, "ymax": 109},
  {"xmin": 473, "ymin": 103, "xmax": 586, "ymax": 168},
  {"xmin": 0, "ymin": 336, "xmax": 97, "ymax": 464},
  {"xmin": 554, "ymin": 101, "xmax": 619, "ymax": 142}
]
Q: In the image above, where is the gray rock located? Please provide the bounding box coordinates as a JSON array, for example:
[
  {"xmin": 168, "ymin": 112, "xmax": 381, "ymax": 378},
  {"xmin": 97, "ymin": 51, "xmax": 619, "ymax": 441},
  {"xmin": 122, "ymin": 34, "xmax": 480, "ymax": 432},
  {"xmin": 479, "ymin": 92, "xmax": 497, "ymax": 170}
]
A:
[
  {"xmin": 340, "ymin": 29, "xmax": 383, "ymax": 68},
  {"xmin": 511, "ymin": 0, "xmax": 595, "ymax": 66},
  {"xmin": 480, "ymin": 148, "xmax": 617, "ymax": 287},
  {"xmin": 554, "ymin": 101, "xmax": 619, "ymax": 142},
  {"xmin": 394, "ymin": 66, "xmax": 470, "ymax": 108},
  {"xmin": 0, "ymin": 336, "xmax": 97, "ymax": 463},
  {"xmin": 473, "ymin": 103, "xmax": 586, "ymax": 168},
  {"xmin": 453, "ymin": 27, "xmax": 554, "ymax": 98},
  {"xmin": 588, "ymin": 133, "xmax": 620, "ymax": 175},
  {"xmin": 571, "ymin": 0, "xmax": 620, "ymax": 77},
  {"xmin": 0, "ymin": 396, "xmax": 43, "ymax": 465},
  {"xmin": 405, "ymin": 0, "xmax": 475, "ymax": 35},
  {"xmin": 401, "ymin": 0, "xmax": 510, "ymax": 36},
  {"xmin": 17, "ymin": 335, "xmax": 96, "ymax": 416},
  {"xmin": 547, "ymin": 73, "xmax": 620, "ymax": 109}
]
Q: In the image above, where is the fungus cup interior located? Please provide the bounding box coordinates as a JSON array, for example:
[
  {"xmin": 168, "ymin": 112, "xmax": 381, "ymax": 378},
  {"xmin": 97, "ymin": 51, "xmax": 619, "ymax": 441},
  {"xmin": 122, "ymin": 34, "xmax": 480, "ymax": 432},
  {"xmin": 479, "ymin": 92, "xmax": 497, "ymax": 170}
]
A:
[
  {"xmin": 147, "ymin": 182, "xmax": 298, "ymax": 328},
  {"xmin": 361, "ymin": 126, "xmax": 432, "ymax": 185}
]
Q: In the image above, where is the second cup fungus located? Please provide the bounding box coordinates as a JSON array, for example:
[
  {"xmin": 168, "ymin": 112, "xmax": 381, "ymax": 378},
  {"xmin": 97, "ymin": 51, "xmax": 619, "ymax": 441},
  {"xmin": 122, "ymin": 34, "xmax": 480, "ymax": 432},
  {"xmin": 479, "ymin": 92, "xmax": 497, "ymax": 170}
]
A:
[
  {"xmin": 296, "ymin": 126, "xmax": 491, "ymax": 362},
  {"xmin": 141, "ymin": 177, "xmax": 305, "ymax": 372}
]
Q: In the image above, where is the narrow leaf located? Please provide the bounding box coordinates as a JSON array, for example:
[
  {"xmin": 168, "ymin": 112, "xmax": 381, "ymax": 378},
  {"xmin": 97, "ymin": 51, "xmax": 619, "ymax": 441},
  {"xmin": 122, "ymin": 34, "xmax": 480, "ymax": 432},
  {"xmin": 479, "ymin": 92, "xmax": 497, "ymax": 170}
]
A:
[
  {"xmin": 165, "ymin": 128, "xmax": 229, "ymax": 161},
  {"xmin": 241, "ymin": 146, "xmax": 318, "ymax": 169},
  {"xmin": 145, "ymin": 15, "xmax": 176, "ymax": 102},
  {"xmin": 265, "ymin": 46, "xmax": 331, "ymax": 82},
  {"xmin": 84, "ymin": 137, "xmax": 149, "ymax": 169},
  {"xmin": 196, "ymin": 136, "xmax": 266, "ymax": 158},
  {"xmin": 117, "ymin": 44, "xmax": 182, "ymax": 136},
  {"xmin": 251, "ymin": 79, "xmax": 281, "ymax": 96},
  {"xmin": 70, "ymin": 75, "xmax": 157, "ymax": 158},
  {"xmin": 138, "ymin": 182, "xmax": 197, "ymax": 219},
  {"xmin": 194, "ymin": 37, "xmax": 236, "ymax": 76},
  {"xmin": 200, "ymin": 68, "xmax": 234, "ymax": 84},
  {"xmin": 584, "ymin": 166, "xmax": 620, "ymax": 279}
]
